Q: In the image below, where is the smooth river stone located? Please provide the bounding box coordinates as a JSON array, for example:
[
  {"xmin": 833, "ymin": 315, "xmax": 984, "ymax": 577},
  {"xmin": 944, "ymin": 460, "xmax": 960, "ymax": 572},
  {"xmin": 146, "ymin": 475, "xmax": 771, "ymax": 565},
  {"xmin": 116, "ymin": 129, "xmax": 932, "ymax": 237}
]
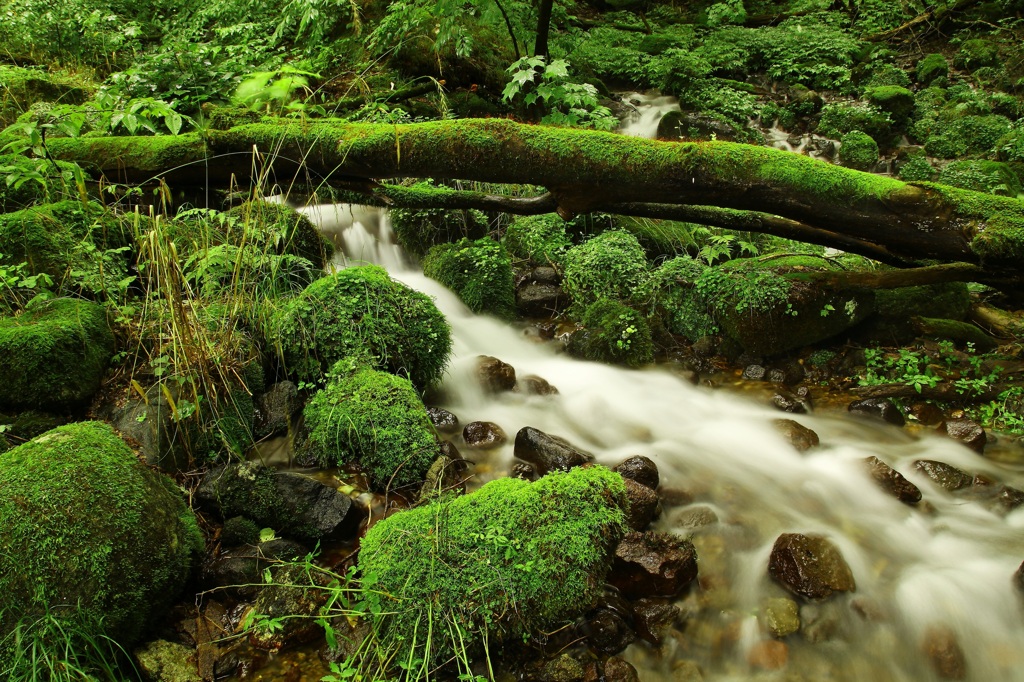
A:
[{"xmin": 768, "ymin": 533, "xmax": 856, "ymax": 600}]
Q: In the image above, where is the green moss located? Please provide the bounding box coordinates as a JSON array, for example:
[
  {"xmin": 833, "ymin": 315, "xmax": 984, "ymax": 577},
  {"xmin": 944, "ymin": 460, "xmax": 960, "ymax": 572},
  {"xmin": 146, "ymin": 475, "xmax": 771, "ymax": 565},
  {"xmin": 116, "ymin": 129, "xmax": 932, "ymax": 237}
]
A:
[
  {"xmin": 938, "ymin": 160, "xmax": 1022, "ymax": 196},
  {"xmin": 302, "ymin": 365, "xmax": 440, "ymax": 489},
  {"xmin": 569, "ymin": 299, "xmax": 654, "ymax": 368},
  {"xmin": 272, "ymin": 265, "xmax": 451, "ymax": 388},
  {"xmin": 562, "ymin": 230, "xmax": 649, "ymax": 312},
  {"xmin": 876, "ymin": 282, "xmax": 971, "ymax": 320},
  {"xmin": 641, "ymin": 256, "xmax": 718, "ymax": 339},
  {"xmin": 817, "ymin": 102, "xmax": 893, "ymax": 146},
  {"xmin": 501, "ymin": 214, "xmax": 572, "ymax": 266},
  {"xmin": 954, "ymin": 39, "xmax": 999, "ymax": 70},
  {"xmin": 864, "ymin": 86, "xmax": 915, "ymax": 126},
  {"xmin": 897, "ymin": 155, "xmax": 936, "ymax": 182},
  {"xmin": 46, "ymin": 132, "xmax": 207, "ymax": 176},
  {"xmin": 423, "ymin": 237, "xmax": 515, "ymax": 318},
  {"xmin": 916, "ymin": 53, "xmax": 949, "ymax": 85},
  {"xmin": 224, "ymin": 200, "xmax": 333, "ymax": 268},
  {"xmin": 0, "ymin": 66, "xmax": 90, "ymax": 127},
  {"xmin": 221, "ymin": 515, "xmax": 262, "ymax": 546},
  {"xmin": 0, "ymin": 422, "xmax": 203, "ymax": 650},
  {"xmin": 865, "ymin": 63, "xmax": 912, "ymax": 89},
  {"xmin": 0, "ymin": 298, "xmax": 114, "ymax": 411},
  {"xmin": 0, "ymin": 200, "xmax": 132, "ymax": 287},
  {"xmin": 925, "ymin": 115, "xmax": 1012, "ymax": 159},
  {"xmin": 839, "ymin": 131, "xmax": 879, "ymax": 171},
  {"xmin": 357, "ymin": 466, "xmax": 627, "ymax": 664},
  {"xmin": 389, "ymin": 181, "xmax": 488, "ymax": 257}
]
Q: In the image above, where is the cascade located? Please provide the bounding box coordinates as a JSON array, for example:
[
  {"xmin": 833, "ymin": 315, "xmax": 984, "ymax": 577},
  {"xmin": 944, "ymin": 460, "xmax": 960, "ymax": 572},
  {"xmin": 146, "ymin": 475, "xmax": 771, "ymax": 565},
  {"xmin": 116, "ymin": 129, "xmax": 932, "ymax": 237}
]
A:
[{"xmin": 300, "ymin": 203, "xmax": 1024, "ymax": 681}]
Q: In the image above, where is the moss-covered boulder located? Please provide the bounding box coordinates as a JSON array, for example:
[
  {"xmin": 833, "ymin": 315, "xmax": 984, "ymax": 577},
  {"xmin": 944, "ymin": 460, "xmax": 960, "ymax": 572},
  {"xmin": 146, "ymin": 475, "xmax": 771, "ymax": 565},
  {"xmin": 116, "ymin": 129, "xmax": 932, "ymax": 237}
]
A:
[
  {"xmin": 0, "ymin": 422, "xmax": 204, "ymax": 653},
  {"xmin": 876, "ymin": 282, "xmax": 971, "ymax": 321},
  {"xmin": 641, "ymin": 256, "xmax": 718, "ymax": 340},
  {"xmin": 223, "ymin": 200, "xmax": 333, "ymax": 268},
  {"xmin": 915, "ymin": 53, "xmax": 948, "ymax": 85},
  {"xmin": 0, "ymin": 200, "xmax": 132, "ymax": 287},
  {"xmin": 864, "ymin": 86, "xmax": 915, "ymax": 126},
  {"xmin": 954, "ymin": 39, "xmax": 999, "ymax": 71},
  {"xmin": 423, "ymin": 237, "xmax": 515, "ymax": 318},
  {"xmin": 502, "ymin": 214, "xmax": 572, "ymax": 266},
  {"xmin": 302, "ymin": 364, "xmax": 440, "ymax": 489},
  {"xmin": 0, "ymin": 298, "xmax": 114, "ymax": 411},
  {"xmin": 562, "ymin": 230, "xmax": 649, "ymax": 312},
  {"xmin": 0, "ymin": 66, "xmax": 89, "ymax": 126},
  {"xmin": 569, "ymin": 299, "xmax": 654, "ymax": 368},
  {"xmin": 839, "ymin": 131, "xmax": 879, "ymax": 171},
  {"xmin": 272, "ymin": 266, "xmax": 451, "ymax": 388},
  {"xmin": 925, "ymin": 114, "xmax": 1012, "ymax": 159},
  {"xmin": 357, "ymin": 466, "xmax": 627, "ymax": 666},
  {"xmin": 816, "ymin": 102, "xmax": 893, "ymax": 146}
]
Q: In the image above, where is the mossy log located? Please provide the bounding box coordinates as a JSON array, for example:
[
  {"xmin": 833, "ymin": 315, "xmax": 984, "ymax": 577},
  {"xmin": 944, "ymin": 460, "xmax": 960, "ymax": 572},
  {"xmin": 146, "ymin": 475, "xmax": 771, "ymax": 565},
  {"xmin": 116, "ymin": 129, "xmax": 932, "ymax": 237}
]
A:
[{"xmin": 45, "ymin": 118, "xmax": 1024, "ymax": 285}]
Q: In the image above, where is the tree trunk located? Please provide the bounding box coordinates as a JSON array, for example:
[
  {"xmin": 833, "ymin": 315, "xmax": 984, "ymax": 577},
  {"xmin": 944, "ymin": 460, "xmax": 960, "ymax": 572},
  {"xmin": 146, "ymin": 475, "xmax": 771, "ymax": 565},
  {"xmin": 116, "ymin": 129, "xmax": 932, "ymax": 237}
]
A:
[
  {"xmin": 45, "ymin": 118, "xmax": 1024, "ymax": 287},
  {"xmin": 533, "ymin": 0, "xmax": 554, "ymax": 60}
]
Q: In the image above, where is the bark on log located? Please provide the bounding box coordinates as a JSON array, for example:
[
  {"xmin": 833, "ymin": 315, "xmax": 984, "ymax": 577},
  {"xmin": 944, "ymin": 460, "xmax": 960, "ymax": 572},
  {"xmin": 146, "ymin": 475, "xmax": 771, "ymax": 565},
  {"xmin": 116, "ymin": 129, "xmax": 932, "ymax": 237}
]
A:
[{"xmin": 44, "ymin": 118, "xmax": 1024, "ymax": 281}]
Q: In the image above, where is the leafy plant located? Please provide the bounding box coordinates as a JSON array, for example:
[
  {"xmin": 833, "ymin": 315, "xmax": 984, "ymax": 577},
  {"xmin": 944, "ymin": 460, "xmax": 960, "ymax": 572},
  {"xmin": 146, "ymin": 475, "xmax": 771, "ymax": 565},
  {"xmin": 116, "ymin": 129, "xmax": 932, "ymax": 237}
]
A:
[
  {"xmin": 234, "ymin": 65, "xmax": 323, "ymax": 115},
  {"xmin": 503, "ymin": 56, "xmax": 617, "ymax": 130}
]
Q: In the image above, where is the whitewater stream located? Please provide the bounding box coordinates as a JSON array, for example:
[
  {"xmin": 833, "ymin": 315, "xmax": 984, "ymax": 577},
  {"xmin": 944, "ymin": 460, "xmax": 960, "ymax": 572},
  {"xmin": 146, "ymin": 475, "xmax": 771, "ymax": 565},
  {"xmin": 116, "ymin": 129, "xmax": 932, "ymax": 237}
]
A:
[{"xmin": 292, "ymin": 199, "xmax": 1024, "ymax": 682}]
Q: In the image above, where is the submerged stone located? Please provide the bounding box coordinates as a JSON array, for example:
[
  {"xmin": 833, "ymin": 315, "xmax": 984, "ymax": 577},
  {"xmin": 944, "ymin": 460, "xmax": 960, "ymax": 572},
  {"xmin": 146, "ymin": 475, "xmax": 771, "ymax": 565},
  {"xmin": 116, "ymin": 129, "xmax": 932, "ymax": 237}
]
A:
[
  {"xmin": 913, "ymin": 460, "xmax": 973, "ymax": 491},
  {"xmin": 768, "ymin": 533, "xmax": 856, "ymax": 600},
  {"xmin": 863, "ymin": 456, "xmax": 922, "ymax": 505}
]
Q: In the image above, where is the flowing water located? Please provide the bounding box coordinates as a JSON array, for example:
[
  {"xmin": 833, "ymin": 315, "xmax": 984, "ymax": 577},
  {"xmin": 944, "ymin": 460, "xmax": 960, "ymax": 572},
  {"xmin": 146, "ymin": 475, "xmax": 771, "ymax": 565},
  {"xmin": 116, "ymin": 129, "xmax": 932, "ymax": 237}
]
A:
[
  {"xmin": 617, "ymin": 91, "xmax": 682, "ymax": 139},
  {"xmin": 297, "ymin": 202, "xmax": 1024, "ymax": 682}
]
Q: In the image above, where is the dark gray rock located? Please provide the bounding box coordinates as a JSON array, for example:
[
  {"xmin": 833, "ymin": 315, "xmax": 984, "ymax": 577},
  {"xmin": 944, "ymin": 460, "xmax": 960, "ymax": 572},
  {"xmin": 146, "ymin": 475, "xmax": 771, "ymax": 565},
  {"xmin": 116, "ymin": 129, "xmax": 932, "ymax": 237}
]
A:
[
  {"xmin": 614, "ymin": 455, "xmax": 659, "ymax": 490},
  {"xmin": 197, "ymin": 462, "xmax": 362, "ymax": 542},
  {"xmin": 254, "ymin": 381, "xmax": 300, "ymax": 439},
  {"xmin": 203, "ymin": 539, "xmax": 307, "ymax": 598},
  {"xmin": 582, "ymin": 604, "xmax": 635, "ymax": 655},
  {"xmin": 743, "ymin": 364, "xmax": 767, "ymax": 381},
  {"xmin": 519, "ymin": 374, "xmax": 559, "ymax": 395},
  {"xmin": 513, "ymin": 426, "xmax": 593, "ymax": 473},
  {"xmin": 657, "ymin": 110, "xmax": 737, "ymax": 141},
  {"xmin": 608, "ymin": 531, "xmax": 699, "ymax": 599},
  {"xmin": 940, "ymin": 418, "xmax": 986, "ymax": 454},
  {"xmin": 511, "ymin": 461, "xmax": 537, "ymax": 481},
  {"xmin": 1014, "ymin": 561, "xmax": 1024, "ymax": 593},
  {"xmin": 631, "ymin": 598, "xmax": 679, "ymax": 645},
  {"xmin": 772, "ymin": 390, "xmax": 807, "ymax": 414},
  {"xmin": 463, "ymin": 421, "xmax": 507, "ymax": 449},
  {"xmin": 530, "ymin": 266, "xmax": 560, "ymax": 284},
  {"xmin": 849, "ymin": 398, "xmax": 905, "ymax": 426},
  {"xmin": 997, "ymin": 485, "xmax": 1024, "ymax": 513},
  {"xmin": 913, "ymin": 460, "xmax": 973, "ymax": 491},
  {"xmin": 475, "ymin": 356, "xmax": 517, "ymax": 393},
  {"xmin": 427, "ymin": 406, "xmax": 460, "ymax": 434},
  {"xmin": 863, "ymin": 456, "xmax": 921, "ymax": 505},
  {"xmin": 773, "ymin": 419, "xmax": 819, "ymax": 452},
  {"xmin": 112, "ymin": 383, "xmax": 189, "ymax": 473},
  {"xmin": 517, "ymin": 282, "xmax": 568, "ymax": 317},
  {"xmin": 768, "ymin": 533, "xmax": 856, "ymax": 600},
  {"xmin": 623, "ymin": 478, "xmax": 661, "ymax": 531}
]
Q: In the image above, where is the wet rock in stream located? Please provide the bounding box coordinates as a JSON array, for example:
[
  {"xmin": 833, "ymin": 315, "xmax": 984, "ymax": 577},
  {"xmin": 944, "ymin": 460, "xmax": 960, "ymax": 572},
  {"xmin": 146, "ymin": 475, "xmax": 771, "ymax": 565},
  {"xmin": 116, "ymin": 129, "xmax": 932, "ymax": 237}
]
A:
[
  {"xmin": 773, "ymin": 419, "xmax": 819, "ymax": 452},
  {"xmin": 940, "ymin": 418, "xmax": 987, "ymax": 453},
  {"xmin": 771, "ymin": 389, "xmax": 808, "ymax": 414},
  {"xmin": 768, "ymin": 533, "xmax": 856, "ymax": 600},
  {"xmin": 254, "ymin": 380, "xmax": 301, "ymax": 439},
  {"xmin": 583, "ymin": 595, "xmax": 636, "ymax": 655},
  {"xmin": 747, "ymin": 640, "xmax": 789, "ymax": 670},
  {"xmin": 913, "ymin": 459, "xmax": 974, "ymax": 491},
  {"xmin": 514, "ymin": 426, "xmax": 594, "ymax": 473},
  {"xmin": 760, "ymin": 597, "xmax": 801, "ymax": 638},
  {"xmin": 135, "ymin": 639, "xmax": 202, "ymax": 682},
  {"xmin": 427, "ymin": 406, "xmax": 460, "ymax": 433},
  {"xmin": 614, "ymin": 454, "xmax": 660, "ymax": 490},
  {"xmin": 848, "ymin": 398, "xmax": 905, "ymax": 426},
  {"xmin": 923, "ymin": 625, "xmax": 967, "ymax": 680},
  {"xmin": 863, "ymin": 456, "xmax": 922, "ymax": 505},
  {"xmin": 519, "ymin": 374, "xmax": 559, "ymax": 395},
  {"xmin": 245, "ymin": 565, "xmax": 328, "ymax": 651},
  {"xmin": 608, "ymin": 531, "xmax": 699, "ymax": 599},
  {"xmin": 475, "ymin": 355, "xmax": 517, "ymax": 393},
  {"xmin": 631, "ymin": 597, "xmax": 680, "ymax": 645},
  {"xmin": 623, "ymin": 477, "xmax": 661, "ymax": 530},
  {"xmin": 1015, "ymin": 561, "xmax": 1024, "ymax": 593},
  {"xmin": 204, "ymin": 539, "xmax": 308, "ymax": 598},
  {"xmin": 463, "ymin": 420, "xmax": 507, "ymax": 449}
]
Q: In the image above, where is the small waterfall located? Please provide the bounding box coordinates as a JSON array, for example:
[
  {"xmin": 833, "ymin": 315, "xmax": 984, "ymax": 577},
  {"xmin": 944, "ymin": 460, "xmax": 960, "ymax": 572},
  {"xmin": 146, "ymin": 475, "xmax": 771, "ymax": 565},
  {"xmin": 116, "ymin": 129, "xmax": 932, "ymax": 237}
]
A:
[
  {"xmin": 617, "ymin": 91, "xmax": 681, "ymax": 139},
  {"xmin": 306, "ymin": 207, "xmax": 1024, "ymax": 681}
]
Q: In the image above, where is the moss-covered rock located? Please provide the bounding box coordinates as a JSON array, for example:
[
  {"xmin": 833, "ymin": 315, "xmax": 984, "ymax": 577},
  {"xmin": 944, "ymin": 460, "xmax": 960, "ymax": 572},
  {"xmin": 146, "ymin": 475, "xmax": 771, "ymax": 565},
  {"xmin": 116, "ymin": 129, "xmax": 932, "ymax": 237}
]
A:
[
  {"xmin": 916, "ymin": 53, "xmax": 949, "ymax": 85},
  {"xmin": 562, "ymin": 230, "xmax": 649, "ymax": 312},
  {"xmin": 502, "ymin": 214, "xmax": 572, "ymax": 266},
  {"xmin": 925, "ymin": 114, "xmax": 1012, "ymax": 159},
  {"xmin": 423, "ymin": 237, "xmax": 515, "ymax": 318},
  {"xmin": 0, "ymin": 422, "xmax": 203, "ymax": 652},
  {"xmin": 816, "ymin": 102, "xmax": 893, "ymax": 146},
  {"xmin": 938, "ymin": 160, "xmax": 1022, "ymax": 196},
  {"xmin": 569, "ymin": 299, "xmax": 654, "ymax": 368},
  {"xmin": 0, "ymin": 66, "xmax": 89, "ymax": 126},
  {"xmin": 357, "ymin": 466, "xmax": 627, "ymax": 665},
  {"xmin": 302, "ymin": 364, "xmax": 440, "ymax": 489},
  {"xmin": 954, "ymin": 39, "xmax": 999, "ymax": 71},
  {"xmin": 271, "ymin": 266, "xmax": 451, "ymax": 388},
  {"xmin": 897, "ymin": 155, "xmax": 936, "ymax": 182},
  {"xmin": 641, "ymin": 256, "xmax": 718, "ymax": 340},
  {"xmin": 839, "ymin": 131, "xmax": 879, "ymax": 171},
  {"xmin": 223, "ymin": 200, "xmax": 333, "ymax": 268},
  {"xmin": 0, "ymin": 298, "xmax": 114, "ymax": 411},
  {"xmin": 875, "ymin": 282, "xmax": 971, "ymax": 321},
  {"xmin": 864, "ymin": 86, "xmax": 915, "ymax": 126},
  {"xmin": 0, "ymin": 200, "xmax": 132, "ymax": 290}
]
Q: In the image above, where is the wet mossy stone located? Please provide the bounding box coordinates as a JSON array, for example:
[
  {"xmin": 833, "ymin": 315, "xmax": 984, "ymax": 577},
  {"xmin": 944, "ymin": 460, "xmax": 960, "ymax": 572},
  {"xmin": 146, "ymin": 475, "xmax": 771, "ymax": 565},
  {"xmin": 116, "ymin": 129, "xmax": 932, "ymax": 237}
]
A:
[
  {"xmin": 954, "ymin": 39, "xmax": 999, "ymax": 71},
  {"xmin": 0, "ymin": 298, "xmax": 114, "ymax": 411},
  {"xmin": 925, "ymin": 114, "xmax": 1012, "ymax": 159},
  {"xmin": 569, "ymin": 299, "xmax": 654, "ymax": 368},
  {"xmin": 0, "ymin": 422, "xmax": 204, "ymax": 650},
  {"xmin": 272, "ymin": 265, "xmax": 451, "ymax": 389},
  {"xmin": 423, "ymin": 237, "xmax": 515, "ymax": 319},
  {"xmin": 816, "ymin": 102, "xmax": 893, "ymax": 147},
  {"xmin": 562, "ymin": 230, "xmax": 649, "ymax": 313},
  {"xmin": 357, "ymin": 466, "xmax": 627, "ymax": 664},
  {"xmin": 916, "ymin": 54, "xmax": 949, "ymax": 85},
  {"xmin": 838, "ymin": 131, "xmax": 879, "ymax": 171},
  {"xmin": 502, "ymin": 214, "xmax": 572, "ymax": 266},
  {"xmin": 864, "ymin": 86, "xmax": 915, "ymax": 126},
  {"xmin": 0, "ymin": 200, "xmax": 132, "ymax": 284},
  {"xmin": 641, "ymin": 256, "xmax": 718, "ymax": 340},
  {"xmin": 302, "ymin": 365, "xmax": 440, "ymax": 489},
  {"xmin": 876, "ymin": 282, "xmax": 971, "ymax": 321},
  {"xmin": 224, "ymin": 200, "xmax": 333, "ymax": 268}
]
